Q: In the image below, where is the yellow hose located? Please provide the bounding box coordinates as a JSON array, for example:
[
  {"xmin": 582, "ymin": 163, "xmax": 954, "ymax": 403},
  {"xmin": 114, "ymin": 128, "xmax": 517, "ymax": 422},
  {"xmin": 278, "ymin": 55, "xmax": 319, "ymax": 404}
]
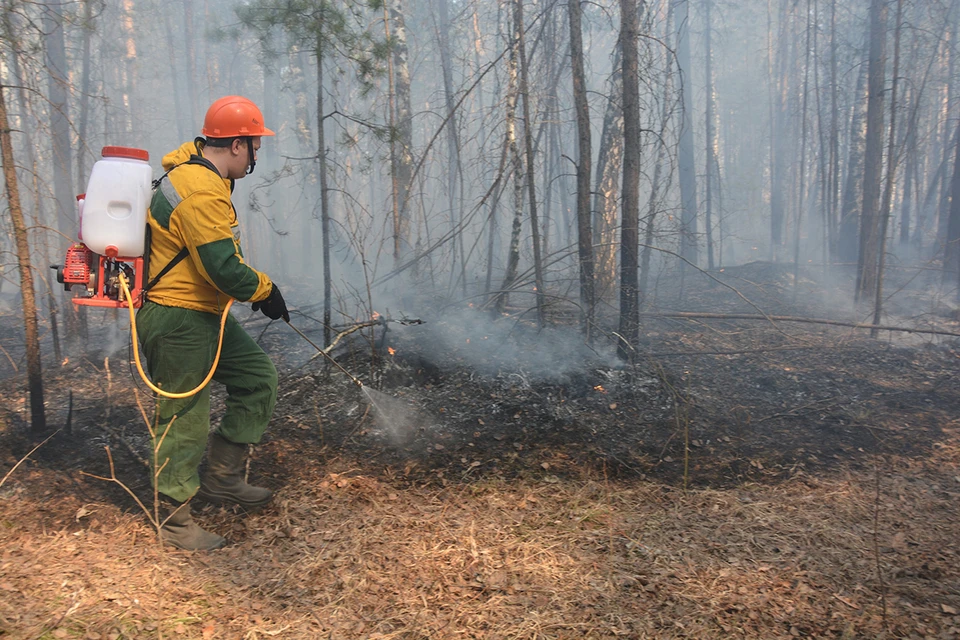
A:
[{"xmin": 119, "ymin": 272, "xmax": 232, "ymax": 399}]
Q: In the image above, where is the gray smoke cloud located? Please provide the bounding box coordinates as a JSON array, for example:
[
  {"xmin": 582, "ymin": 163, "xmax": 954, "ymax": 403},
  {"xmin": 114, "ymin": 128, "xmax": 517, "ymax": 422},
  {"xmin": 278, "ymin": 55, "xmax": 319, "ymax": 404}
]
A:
[{"xmin": 398, "ymin": 306, "xmax": 622, "ymax": 382}]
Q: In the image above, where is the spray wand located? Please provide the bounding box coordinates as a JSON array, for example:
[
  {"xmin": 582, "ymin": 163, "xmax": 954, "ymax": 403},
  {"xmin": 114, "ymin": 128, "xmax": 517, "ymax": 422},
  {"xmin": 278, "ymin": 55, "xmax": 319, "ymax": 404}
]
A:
[{"xmin": 284, "ymin": 319, "xmax": 365, "ymax": 389}]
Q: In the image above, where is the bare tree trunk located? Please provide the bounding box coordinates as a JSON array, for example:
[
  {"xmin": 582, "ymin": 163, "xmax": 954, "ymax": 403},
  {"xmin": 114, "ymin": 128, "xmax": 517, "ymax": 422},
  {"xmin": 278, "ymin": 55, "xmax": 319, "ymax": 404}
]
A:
[
  {"xmin": 838, "ymin": 43, "xmax": 869, "ymax": 263},
  {"xmin": 793, "ymin": 0, "xmax": 812, "ymax": 296},
  {"xmin": 947, "ymin": 119, "xmax": 960, "ymax": 299},
  {"xmin": 913, "ymin": 0, "xmax": 958, "ymax": 256},
  {"xmin": 435, "ymin": 0, "xmax": 467, "ymax": 294},
  {"xmin": 899, "ymin": 84, "xmax": 917, "ymax": 249},
  {"xmin": 592, "ymin": 46, "xmax": 623, "ymax": 303},
  {"xmin": 290, "ymin": 49, "xmax": 314, "ymax": 155},
  {"xmin": 484, "ymin": 126, "xmax": 513, "ymax": 299},
  {"xmin": 120, "ymin": 0, "xmax": 138, "ymax": 143},
  {"xmin": 43, "ymin": 2, "xmax": 81, "ymax": 352},
  {"xmin": 384, "ymin": 2, "xmax": 400, "ymax": 263},
  {"xmin": 827, "ymin": 0, "xmax": 839, "ymax": 260},
  {"xmin": 570, "ymin": 0, "xmax": 594, "ymax": 339},
  {"xmin": 855, "ymin": 0, "xmax": 888, "ymax": 303},
  {"xmin": 873, "ymin": 0, "xmax": 904, "ymax": 332},
  {"xmin": 42, "ymin": 5, "xmax": 72, "ymax": 214},
  {"xmin": 77, "ymin": 0, "xmax": 97, "ymax": 185},
  {"xmin": 618, "ymin": 0, "xmax": 641, "ymax": 361},
  {"xmin": 495, "ymin": 6, "xmax": 523, "ymax": 314},
  {"xmin": 0, "ymin": 84, "xmax": 46, "ymax": 432},
  {"xmin": 676, "ymin": 0, "xmax": 698, "ymax": 268},
  {"xmin": 937, "ymin": 5, "xmax": 959, "ymax": 250},
  {"xmin": 514, "ymin": 0, "xmax": 545, "ymax": 326},
  {"xmin": 703, "ymin": 0, "xmax": 717, "ymax": 270},
  {"xmin": 540, "ymin": 14, "xmax": 558, "ymax": 260},
  {"xmin": 766, "ymin": 0, "xmax": 783, "ymax": 259},
  {"xmin": 813, "ymin": 0, "xmax": 829, "ymax": 269},
  {"xmin": 945, "ymin": 6, "xmax": 960, "ymax": 279},
  {"xmin": 900, "ymin": 15, "xmax": 953, "ymax": 255},
  {"xmin": 316, "ymin": 36, "xmax": 332, "ymax": 347},
  {"xmin": 390, "ymin": 0, "xmax": 414, "ymax": 263},
  {"xmin": 916, "ymin": 131, "xmax": 956, "ymax": 251},
  {"xmin": 8, "ymin": 40, "xmax": 62, "ymax": 367},
  {"xmin": 640, "ymin": 4, "xmax": 674, "ymax": 310}
]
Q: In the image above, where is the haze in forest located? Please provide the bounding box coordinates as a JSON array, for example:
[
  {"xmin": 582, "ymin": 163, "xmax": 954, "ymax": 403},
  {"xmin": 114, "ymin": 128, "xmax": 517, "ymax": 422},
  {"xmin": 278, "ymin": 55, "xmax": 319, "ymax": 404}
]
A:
[{"xmin": 2, "ymin": 0, "xmax": 959, "ymax": 385}]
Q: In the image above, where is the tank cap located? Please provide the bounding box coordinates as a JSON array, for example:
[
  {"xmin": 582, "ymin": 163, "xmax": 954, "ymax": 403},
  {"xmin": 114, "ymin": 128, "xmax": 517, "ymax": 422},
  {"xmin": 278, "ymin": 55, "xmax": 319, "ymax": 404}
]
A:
[
  {"xmin": 101, "ymin": 146, "xmax": 149, "ymax": 162},
  {"xmin": 104, "ymin": 245, "xmax": 119, "ymax": 258}
]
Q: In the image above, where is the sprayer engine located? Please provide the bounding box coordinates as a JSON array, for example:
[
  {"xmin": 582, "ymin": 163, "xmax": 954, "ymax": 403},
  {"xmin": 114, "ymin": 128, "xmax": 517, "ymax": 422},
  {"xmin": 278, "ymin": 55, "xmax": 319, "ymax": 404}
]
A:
[{"xmin": 53, "ymin": 243, "xmax": 146, "ymax": 309}]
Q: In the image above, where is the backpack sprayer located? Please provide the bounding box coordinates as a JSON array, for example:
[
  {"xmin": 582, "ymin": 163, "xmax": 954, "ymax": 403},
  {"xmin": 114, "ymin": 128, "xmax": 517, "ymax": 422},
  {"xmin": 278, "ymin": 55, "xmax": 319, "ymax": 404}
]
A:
[
  {"xmin": 52, "ymin": 146, "xmax": 231, "ymax": 399},
  {"xmin": 52, "ymin": 146, "xmax": 153, "ymax": 309}
]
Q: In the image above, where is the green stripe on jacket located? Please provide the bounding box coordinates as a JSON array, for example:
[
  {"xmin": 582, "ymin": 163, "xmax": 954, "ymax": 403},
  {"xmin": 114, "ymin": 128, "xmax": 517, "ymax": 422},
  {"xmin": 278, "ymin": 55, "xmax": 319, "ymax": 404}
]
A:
[{"xmin": 196, "ymin": 237, "xmax": 261, "ymax": 301}]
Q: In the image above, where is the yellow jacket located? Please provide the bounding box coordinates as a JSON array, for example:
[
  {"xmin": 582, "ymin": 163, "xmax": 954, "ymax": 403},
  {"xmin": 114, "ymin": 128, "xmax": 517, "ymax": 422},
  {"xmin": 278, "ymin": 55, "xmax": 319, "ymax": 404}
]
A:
[{"xmin": 144, "ymin": 140, "xmax": 272, "ymax": 314}]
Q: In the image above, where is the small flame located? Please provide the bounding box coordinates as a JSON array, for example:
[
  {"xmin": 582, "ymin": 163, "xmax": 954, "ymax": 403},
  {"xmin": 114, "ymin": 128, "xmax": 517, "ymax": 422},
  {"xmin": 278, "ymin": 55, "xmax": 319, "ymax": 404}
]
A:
[
  {"xmin": 371, "ymin": 311, "xmax": 381, "ymax": 320},
  {"xmin": 61, "ymin": 357, "xmax": 69, "ymax": 366},
  {"xmin": 388, "ymin": 347, "xmax": 396, "ymax": 356},
  {"xmin": 465, "ymin": 338, "xmax": 471, "ymax": 344},
  {"xmin": 594, "ymin": 385, "xmax": 607, "ymax": 394}
]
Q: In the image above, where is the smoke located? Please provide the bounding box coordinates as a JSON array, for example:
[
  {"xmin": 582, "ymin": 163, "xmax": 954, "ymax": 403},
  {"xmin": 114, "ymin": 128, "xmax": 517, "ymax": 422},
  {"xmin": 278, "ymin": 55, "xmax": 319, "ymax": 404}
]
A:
[{"xmin": 399, "ymin": 305, "xmax": 622, "ymax": 383}]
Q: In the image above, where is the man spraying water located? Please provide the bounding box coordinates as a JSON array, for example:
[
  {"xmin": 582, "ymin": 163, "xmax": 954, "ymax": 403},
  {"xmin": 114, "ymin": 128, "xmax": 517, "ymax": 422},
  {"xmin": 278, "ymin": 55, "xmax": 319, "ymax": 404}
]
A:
[{"xmin": 137, "ymin": 96, "xmax": 289, "ymax": 550}]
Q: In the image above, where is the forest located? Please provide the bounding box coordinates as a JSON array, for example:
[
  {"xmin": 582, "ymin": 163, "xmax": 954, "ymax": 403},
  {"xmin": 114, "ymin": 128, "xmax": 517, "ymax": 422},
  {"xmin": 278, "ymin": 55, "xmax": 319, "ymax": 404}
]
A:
[{"xmin": 0, "ymin": 0, "xmax": 959, "ymax": 638}]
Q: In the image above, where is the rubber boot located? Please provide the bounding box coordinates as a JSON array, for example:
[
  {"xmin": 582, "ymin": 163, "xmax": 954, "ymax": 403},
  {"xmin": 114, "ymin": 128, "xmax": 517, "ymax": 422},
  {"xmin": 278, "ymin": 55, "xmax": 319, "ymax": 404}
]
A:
[
  {"xmin": 197, "ymin": 433, "xmax": 273, "ymax": 509},
  {"xmin": 159, "ymin": 500, "xmax": 226, "ymax": 551}
]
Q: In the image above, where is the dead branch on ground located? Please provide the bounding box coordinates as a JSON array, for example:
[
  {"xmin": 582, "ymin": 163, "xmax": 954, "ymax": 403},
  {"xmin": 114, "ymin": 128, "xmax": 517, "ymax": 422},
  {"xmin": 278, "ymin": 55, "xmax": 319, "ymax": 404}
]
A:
[{"xmin": 639, "ymin": 311, "xmax": 960, "ymax": 338}]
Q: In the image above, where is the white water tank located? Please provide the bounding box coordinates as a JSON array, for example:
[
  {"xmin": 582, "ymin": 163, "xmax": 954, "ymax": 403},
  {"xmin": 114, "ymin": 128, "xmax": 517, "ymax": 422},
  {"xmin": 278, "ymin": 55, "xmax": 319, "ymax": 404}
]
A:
[{"xmin": 80, "ymin": 146, "xmax": 152, "ymax": 258}]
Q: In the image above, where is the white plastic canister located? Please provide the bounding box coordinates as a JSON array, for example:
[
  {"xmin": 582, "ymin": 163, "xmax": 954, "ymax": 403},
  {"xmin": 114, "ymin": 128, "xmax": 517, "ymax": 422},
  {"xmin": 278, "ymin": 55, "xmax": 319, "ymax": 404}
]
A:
[{"xmin": 80, "ymin": 146, "xmax": 152, "ymax": 258}]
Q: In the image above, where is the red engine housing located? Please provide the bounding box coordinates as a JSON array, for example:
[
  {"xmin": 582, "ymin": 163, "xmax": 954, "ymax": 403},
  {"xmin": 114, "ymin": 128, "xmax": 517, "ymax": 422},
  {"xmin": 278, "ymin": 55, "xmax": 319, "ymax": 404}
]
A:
[
  {"xmin": 55, "ymin": 243, "xmax": 145, "ymax": 309},
  {"xmin": 61, "ymin": 244, "xmax": 92, "ymax": 286}
]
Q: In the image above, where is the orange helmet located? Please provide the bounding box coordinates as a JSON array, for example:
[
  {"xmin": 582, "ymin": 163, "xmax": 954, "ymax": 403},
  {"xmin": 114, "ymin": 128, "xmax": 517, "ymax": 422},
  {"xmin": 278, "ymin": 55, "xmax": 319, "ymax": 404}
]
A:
[{"xmin": 202, "ymin": 96, "xmax": 275, "ymax": 138}]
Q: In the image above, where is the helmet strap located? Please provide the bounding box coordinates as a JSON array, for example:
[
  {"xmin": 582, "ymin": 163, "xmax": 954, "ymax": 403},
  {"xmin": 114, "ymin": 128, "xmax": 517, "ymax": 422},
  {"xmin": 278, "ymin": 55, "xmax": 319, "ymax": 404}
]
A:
[
  {"xmin": 202, "ymin": 136, "xmax": 234, "ymax": 148},
  {"xmin": 244, "ymin": 136, "xmax": 256, "ymax": 175}
]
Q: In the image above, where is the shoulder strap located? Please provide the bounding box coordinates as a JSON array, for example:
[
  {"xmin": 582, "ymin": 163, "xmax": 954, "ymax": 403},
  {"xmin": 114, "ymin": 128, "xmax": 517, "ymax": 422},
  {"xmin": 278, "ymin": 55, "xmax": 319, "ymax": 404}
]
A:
[
  {"xmin": 143, "ymin": 155, "xmax": 217, "ymax": 294},
  {"xmin": 151, "ymin": 155, "xmax": 217, "ymax": 190},
  {"xmin": 143, "ymin": 247, "xmax": 188, "ymax": 294}
]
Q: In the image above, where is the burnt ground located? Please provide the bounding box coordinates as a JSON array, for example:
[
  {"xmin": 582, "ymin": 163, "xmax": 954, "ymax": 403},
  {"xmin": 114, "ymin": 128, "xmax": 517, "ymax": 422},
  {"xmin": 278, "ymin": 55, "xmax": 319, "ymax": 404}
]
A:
[{"xmin": 1, "ymin": 261, "xmax": 959, "ymax": 639}]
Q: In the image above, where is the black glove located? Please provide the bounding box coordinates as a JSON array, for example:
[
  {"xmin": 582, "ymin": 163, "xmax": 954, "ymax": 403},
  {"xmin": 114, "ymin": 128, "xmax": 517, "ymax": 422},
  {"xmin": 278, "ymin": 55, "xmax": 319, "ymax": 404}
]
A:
[{"xmin": 252, "ymin": 284, "xmax": 289, "ymax": 322}]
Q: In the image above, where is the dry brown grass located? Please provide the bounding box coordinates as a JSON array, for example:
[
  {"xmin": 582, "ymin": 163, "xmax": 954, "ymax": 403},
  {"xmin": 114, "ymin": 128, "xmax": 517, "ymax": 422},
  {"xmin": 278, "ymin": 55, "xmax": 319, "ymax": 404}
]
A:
[{"xmin": 2, "ymin": 447, "xmax": 958, "ymax": 639}]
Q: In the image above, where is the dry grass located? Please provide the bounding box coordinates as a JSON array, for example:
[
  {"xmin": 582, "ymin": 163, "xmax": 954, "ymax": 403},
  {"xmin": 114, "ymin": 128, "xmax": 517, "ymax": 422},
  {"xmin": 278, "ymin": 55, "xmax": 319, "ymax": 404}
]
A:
[{"xmin": 1, "ymin": 448, "xmax": 958, "ymax": 639}]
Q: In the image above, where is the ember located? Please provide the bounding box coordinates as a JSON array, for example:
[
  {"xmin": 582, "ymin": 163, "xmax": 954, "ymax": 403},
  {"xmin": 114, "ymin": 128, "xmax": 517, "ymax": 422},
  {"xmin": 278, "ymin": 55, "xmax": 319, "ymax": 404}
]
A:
[
  {"xmin": 388, "ymin": 347, "xmax": 396, "ymax": 356},
  {"xmin": 594, "ymin": 385, "xmax": 607, "ymax": 394}
]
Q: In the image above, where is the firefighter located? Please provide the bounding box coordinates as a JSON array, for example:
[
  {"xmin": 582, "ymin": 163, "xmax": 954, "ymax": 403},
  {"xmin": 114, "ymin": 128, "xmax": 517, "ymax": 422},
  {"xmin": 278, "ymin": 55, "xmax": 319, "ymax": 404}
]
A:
[{"xmin": 136, "ymin": 96, "xmax": 289, "ymax": 550}]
